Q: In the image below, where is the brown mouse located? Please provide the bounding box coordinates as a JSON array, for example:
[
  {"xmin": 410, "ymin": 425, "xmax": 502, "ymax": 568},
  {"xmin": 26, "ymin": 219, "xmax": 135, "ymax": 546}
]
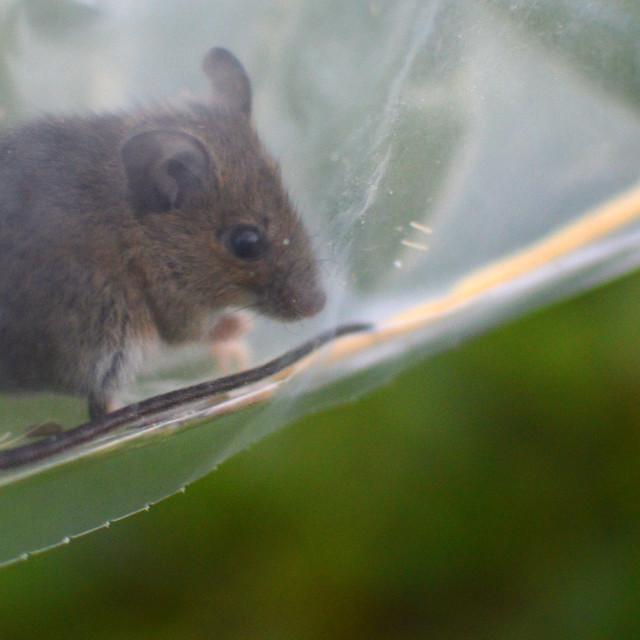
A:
[{"xmin": 0, "ymin": 47, "xmax": 326, "ymax": 419}]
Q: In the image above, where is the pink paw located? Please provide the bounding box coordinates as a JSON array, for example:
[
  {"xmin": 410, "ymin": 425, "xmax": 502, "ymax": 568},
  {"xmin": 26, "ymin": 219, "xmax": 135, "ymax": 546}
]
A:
[{"xmin": 208, "ymin": 312, "xmax": 252, "ymax": 373}]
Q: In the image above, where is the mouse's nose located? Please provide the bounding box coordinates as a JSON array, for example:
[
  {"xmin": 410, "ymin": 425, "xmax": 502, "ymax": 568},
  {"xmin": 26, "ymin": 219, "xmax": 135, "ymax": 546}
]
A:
[
  {"xmin": 290, "ymin": 285, "xmax": 326, "ymax": 318},
  {"xmin": 264, "ymin": 277, "xmax": 326, "ymax": 321}
]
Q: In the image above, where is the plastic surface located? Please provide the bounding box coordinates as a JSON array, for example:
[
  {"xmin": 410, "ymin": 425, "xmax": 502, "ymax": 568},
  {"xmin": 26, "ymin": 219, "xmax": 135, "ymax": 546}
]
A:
[{"xmin": 1, "ymin": 0, "xmax": 640, "ymax": 566}]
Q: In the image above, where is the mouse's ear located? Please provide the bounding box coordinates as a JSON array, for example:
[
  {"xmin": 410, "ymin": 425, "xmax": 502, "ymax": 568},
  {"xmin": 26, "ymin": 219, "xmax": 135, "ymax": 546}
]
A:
[
  {"xmin": 202, "ymin": 47, "xmax": 252, "ymax": 118},
  {"xmin": 121, "ymin": 130, "xmax": 210, "ymax": 213}
]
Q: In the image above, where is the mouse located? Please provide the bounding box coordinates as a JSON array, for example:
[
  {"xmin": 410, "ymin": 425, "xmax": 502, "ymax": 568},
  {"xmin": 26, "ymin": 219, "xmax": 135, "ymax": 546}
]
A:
[{"xmin": 0, "ymin": 47, "xmax": 326, "ymax": 420}]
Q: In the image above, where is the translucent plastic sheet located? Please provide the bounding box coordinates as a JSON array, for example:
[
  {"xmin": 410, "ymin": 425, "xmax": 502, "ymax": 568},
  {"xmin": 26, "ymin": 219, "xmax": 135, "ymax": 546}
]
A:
[{"xmin": 0, "ymin": 0, "xmax": 639, "ymax": 565}]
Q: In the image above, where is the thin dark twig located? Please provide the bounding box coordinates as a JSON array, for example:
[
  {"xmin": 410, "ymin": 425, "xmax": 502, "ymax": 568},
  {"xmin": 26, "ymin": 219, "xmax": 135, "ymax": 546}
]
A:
[{"xmin": 0, "ymin": 322, "xmax": 373, "ymax": 472}]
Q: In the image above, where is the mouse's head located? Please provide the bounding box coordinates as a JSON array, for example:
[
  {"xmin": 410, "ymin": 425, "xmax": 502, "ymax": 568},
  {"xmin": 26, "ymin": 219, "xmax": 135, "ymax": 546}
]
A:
[{"xmin": 121, "ymin": 48, "xmax": 326, "ymax": 324}]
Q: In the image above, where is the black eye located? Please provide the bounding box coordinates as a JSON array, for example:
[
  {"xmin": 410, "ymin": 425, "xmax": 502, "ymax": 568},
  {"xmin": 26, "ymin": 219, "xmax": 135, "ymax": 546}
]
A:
[{"xmin": 225, "ymin": 224, "xmax": 268, "ymax": 261}]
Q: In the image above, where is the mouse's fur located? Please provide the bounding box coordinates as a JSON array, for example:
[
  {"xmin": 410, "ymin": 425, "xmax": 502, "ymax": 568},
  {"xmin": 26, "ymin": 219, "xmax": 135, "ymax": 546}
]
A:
[{"xmin": 0, "ymin": 47, "xmax": 325, "ymax": 418}]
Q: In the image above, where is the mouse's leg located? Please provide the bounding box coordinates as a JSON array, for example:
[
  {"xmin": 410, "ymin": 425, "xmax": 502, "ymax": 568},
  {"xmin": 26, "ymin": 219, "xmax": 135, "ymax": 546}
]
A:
[
  {"xmin": 88, "ymin": 392, "xmax": 125, "ymax": 420},
  {"xmin": 208, "ymin": 311, "xmax": 252, "ymax": 374},
  {"xmin": 88, "ymin": 392, "xmax": 108, "ymax": 421},
  {"xmin": 87, "ymin": 346, "xmax": 132, "ymax": 420}
]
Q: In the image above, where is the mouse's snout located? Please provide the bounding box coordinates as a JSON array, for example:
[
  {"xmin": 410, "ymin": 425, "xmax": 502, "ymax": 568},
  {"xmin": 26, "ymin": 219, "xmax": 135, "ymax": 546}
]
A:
[
  {"xmin": 290, "ymin": 284, "xmax": 326, "ymax": 318},
  {"xmin": 263, "ymin": 267, "xmax": 326, "ymax": 321}
]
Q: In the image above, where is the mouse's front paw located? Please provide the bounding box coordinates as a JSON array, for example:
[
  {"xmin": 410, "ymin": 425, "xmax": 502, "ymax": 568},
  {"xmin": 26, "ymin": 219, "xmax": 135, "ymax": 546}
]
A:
[{"xmin": 208, "ymin": 311, "xmax": 252, "ymax": 374}]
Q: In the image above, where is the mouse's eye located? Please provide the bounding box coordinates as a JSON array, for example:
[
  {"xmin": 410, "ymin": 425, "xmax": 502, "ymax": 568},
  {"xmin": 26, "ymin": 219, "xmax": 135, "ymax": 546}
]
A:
[{"xmin": 225, "ymin": 224, "xmax": 268, "ymax": 261}]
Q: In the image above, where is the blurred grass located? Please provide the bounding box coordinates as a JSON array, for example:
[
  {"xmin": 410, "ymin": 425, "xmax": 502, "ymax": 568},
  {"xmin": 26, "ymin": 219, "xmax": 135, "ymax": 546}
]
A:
[{"xmin": 2, "ymin": 272, "xmax": 640, "ymax": 639}]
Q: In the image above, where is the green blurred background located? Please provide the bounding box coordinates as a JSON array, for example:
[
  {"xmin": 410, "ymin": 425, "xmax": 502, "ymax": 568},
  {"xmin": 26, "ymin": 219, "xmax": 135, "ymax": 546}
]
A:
[{"xmin": 2, "ymin": 269, "xmax": 640, "ymax": 639}]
